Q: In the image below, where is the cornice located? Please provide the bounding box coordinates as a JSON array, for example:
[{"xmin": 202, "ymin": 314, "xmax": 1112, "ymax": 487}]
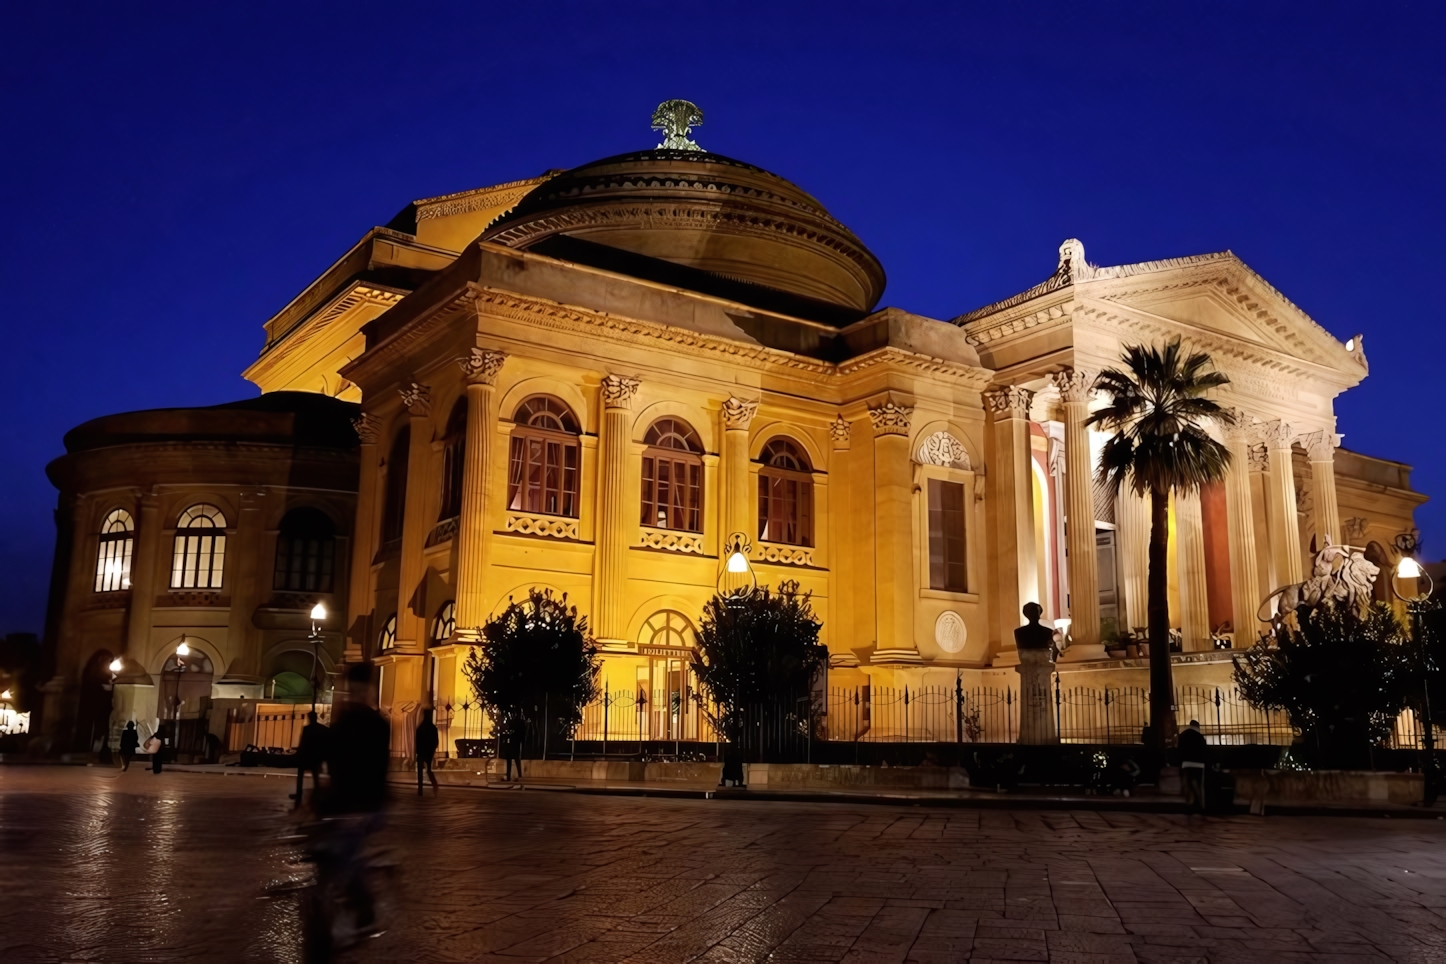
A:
[
  {"xmin": 340, "ymin": 288, "xmax": 482, "ymax": 385},
  {"xmin": 834, "ymin": 347, "xmax": 994, "ymax": 388},
  {"xmin": 246, "ymin": 282, "xmax": 407, "ymax": 383},
  {"xmin": 961, "ymin": 298, "xmax": 1075, "ymax": 348},
  {"xmin": 414, "ymin": 176, "xmax": 550, "ymax": 222}
]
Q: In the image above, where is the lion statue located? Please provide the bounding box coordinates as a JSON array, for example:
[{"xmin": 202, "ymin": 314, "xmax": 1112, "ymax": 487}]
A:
[{"xmin": 1257, "ymin": 537, "xmax": 1380, "ymax": 628}]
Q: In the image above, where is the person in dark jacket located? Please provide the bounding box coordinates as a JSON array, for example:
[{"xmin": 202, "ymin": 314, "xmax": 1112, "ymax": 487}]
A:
[
  {"xmin": 118, "ymin": 721, "xmax": 139, "ymax": 771},
  {"xmin": 294, "ymin": 710, "xmax": 329, "ymax": 809},
  {"xmin": 1178, "ymin": 719, "xmax": 1208, "ymax": 812},
  {"xmin": 414, "ymin": 709, "xmax": 440, "ymax": 796},
  {"xmin": 500, "ymin": 718, "xmax": 524, "ymax": 782}
]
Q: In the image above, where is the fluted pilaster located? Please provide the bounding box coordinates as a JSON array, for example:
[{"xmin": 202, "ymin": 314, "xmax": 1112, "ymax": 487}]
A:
[
  {"xmin": 394, "ymin": 382, "xmax": 433, "ymax": 653},
  {"xmin": 1174, "ymin": 488, "xmax": 1211, "ymax": 651},
  {"xmin": 984, "ymin": 386, "xmax": 1038, "ymax": 653},
  {"xmin": 454, "ymin": 349, "xmax": 507, "ymax": 638},
  {"xmin": 721, "ymin": 396, "xmax": 759, "ymax": 543},
  {"xmin": 1220, "ymin": 410, "xmax": 1261, "ymax": 644},
  {"xmin": 593, "ymin": 374, "xmax": 639, "ymax": 641},
  {"xmin": 869, "ymin": 396, "xmax": 915, "ymax": 653},
  {"xmin": 1301, "ymin": 430, "xmax": 1342, "ymax": 550},
  {"xmin": 1052, "ymin": 369, "xmax": 1099, "ymax": 647},
  {"xmin": 1259, "ymin": 420, "xmax": 1303, "ymax": 586}
]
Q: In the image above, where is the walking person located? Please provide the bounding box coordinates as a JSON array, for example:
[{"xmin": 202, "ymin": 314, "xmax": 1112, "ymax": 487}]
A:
[
  {"xmin": 118, "ymin": 721, "xmax": 139, "ymax": 771},
  {"xmin": 1179, "ymin": 719, "xmax": 1208, "ymax": 812},
  {"xmin": 294, "ymin": 710, "xmax": 329, "ymax": 810},
  {"xmin": 414, "ymin": 709, "xmax": 440, "ymax": 796},
  {"xmin": 501, "ymin": 717, "xmax": 523, "ymax": 782},
  {"xmin": 144, "ymin": 732, "xmax": 164, "ymax": 773}
]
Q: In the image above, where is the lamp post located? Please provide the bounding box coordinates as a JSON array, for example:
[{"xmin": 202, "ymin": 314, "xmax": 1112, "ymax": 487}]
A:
[
  {"xmin": 164, "ymin": 637, "xmax": 190, "ymax": 764},
  {"xmin": 717, "ymin": 532, "xmax": 758, "ymax": 605},
  {"xmin": 308, "ymin": 603, "xmax": 327, "ymax": 708},
  {"xmin": 1392, "ymin": 551, "xmax": 1439, "ymax": 805}
]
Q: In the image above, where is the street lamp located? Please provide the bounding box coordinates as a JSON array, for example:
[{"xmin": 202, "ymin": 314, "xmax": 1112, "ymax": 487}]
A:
[
  {"xmin": 1392, "ymin": 549, "xmax": 1439, "ymax": 805},
  {"xmin": 308, "ymin": 603, "xmax": 327, "ymax": 707},
  {"xmin": 164, "ymin": 636, "xmax": 189, "ymax": 764},
  {"xmin": 717, "ymin": 532, "xmax": 757, "ymax": 604}
]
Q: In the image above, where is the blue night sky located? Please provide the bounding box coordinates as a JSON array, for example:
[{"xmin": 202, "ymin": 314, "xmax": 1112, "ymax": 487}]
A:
[{"xmin": 2, "ymin": 3, "xmax": 1443, "ymax": 635}]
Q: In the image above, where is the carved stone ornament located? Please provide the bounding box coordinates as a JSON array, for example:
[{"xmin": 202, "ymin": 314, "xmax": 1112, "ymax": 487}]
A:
[
  {"xmin": 1299, "ymin": 429, "xmax": 1342, "ymax": 463},
  {"xmin": 1050, "ymin": 368, "xmax": 1095, "ymax": 404},
  {"xmin": 983, "ymin": 386, "xmax": 1034, "ymax": 419},
  {"xmin": 504, "ymin": 513, "xmax": 579, "ymax": 541},
  {"xmin": 916, "ymin": 431, "xmax": 971, "ymax": 469},
  {"xmin": 752, "ymin": 542, "xmax": 815, "ymax": 567},
  {"xmin": 652, "ymin": 99, "xmax": 704, "ymax": 152},
  {"xmin": 867, "ymin": 398, "xmax": 914, "ymax": 436},
  {"xmin": 639, "ymin": 529, "xmax": 704, "ymax": 555},
  {"xmin": 828, "ymin": 415, "xmax": 852, "ymax": 444},
  {"xmin": 351, "ymin": 413, "xmax": 382, "ymax": 445},
  {"xmin": 1219, "ymin": 407, "xmax": 1255, "ymax": 444},
  {"xmin": 721, "ymin": 396, "xmax": 760, "ymax": 430},
  {"xmin": 400, "ymin": 382, "xmax": 432, "ymax": 417},
  {"xmin": 1256, "ymin": 419, "xmax": 1295, "ymax": 449},
  {"xmin": 935, "ymin": 611, "xmax": 968, "ymax": 654},
  {"xmin": 600, "ymin": 374, "xmax": 641, "ymax": 410},
  {"xmin": 457, "ymin": 348, "xmax": 507, "ymax": 385},
  {"xmin": 1343, "ymin": 516, "xmax": 1369, "ymax": 543},
  {"xmin": 1247, "ymin": 443, "xmax": 1270, "ymax": 473}
]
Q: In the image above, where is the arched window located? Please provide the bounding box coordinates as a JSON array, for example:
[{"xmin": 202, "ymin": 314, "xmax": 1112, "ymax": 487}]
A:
[
  {"xmin": 641, "ymin": 418, "xmax": 704, "ymax": 532},
  {"xmin": 380, "ymin": 426, "xmax": 410, "ymax": 543},
  {"xmin": 378, "ymin": 614, "xmax": 397, "ymax": 652},
  {"xmin": 430, "ymin": 601, "xmax": 456, "ymax": 646},
  {"xmin": 438, "ymin": 399, "xmax": 468, "ymax": 521},
  {"xmin": 170, "ymin": 504, "xmax": 226, "ymax": 589},
  {"xmin": 94, "ymin": 509, "xmax": 134, "ymax": 592},
  {"xmin": 274, "ymin": 507, "xmax": 336, "ymax": 593},
  {"xmin": 757, "ymin": 438, "xmax": 813, "ymax": 546},
  {"xmin": 640, "ymin": 610, "xmax": 694, "ymax": 649},
  {"xmin": 508, "ymin": 396, "xmax": 581, "ymax": 518}
]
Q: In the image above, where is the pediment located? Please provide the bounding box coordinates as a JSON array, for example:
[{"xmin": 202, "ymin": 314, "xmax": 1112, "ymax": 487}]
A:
[{"xmin": 1084, "ymin": 255, "xmax": 1366, "ymax": 381}]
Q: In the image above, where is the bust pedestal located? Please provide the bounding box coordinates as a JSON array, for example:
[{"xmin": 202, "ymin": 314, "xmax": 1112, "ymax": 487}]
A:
[{"xmin": 1014, "ymin": 647, "xmax": 1059, "ymax": 745}]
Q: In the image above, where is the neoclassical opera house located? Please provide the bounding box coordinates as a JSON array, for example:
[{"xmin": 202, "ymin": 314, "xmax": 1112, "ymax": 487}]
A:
[{"xmin": 41, "ymin": 103, "xmax": 1425, "ymax": 752}]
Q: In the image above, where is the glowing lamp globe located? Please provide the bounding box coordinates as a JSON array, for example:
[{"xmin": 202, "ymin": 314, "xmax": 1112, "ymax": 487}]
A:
[
  {"xmin": 175, "ymin": 641, "xmax": 191, "ymax": 657},
  {"xmin": 310, "ymin": 603, "xmax": 327, "ymax": 621},
  {"xmin": 1397, "ymin": 557, "xmax": 1424, "ymax": 580},
  {"xmin": 726, "ymin": 551, "xmax": 750, "ymax": 574},
  {"xmin": 108, "ymin": 658, "xmax": 124, "ymax": 673}
]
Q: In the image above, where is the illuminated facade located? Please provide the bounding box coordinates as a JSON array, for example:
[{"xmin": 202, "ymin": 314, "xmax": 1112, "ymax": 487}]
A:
[{"xmin": 42, "ymin": 105, "xmax": 1426, "ymax": 752}]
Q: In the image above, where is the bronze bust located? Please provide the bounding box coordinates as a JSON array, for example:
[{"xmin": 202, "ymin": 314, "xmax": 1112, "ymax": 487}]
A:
[{"xmin": 1013, "ymin": 602, "xmax": 1056, "ymax": 651}]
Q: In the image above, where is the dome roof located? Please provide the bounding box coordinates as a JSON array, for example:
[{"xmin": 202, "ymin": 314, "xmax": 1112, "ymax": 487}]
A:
[{"xmin": 481, "ymin": 149, "xmax": 886, "ymax": 313}]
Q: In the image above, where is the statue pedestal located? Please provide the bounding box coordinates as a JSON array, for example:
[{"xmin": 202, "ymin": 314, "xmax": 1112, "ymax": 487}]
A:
[{"xmin": 1014, "ymin": 648, "xmax": 1058, "ymax": 745}]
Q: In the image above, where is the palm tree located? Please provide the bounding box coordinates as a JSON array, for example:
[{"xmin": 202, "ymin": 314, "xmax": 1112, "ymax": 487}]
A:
[{"xmin": 1088, "ymin": 337, "xmax": 1233, "ymax": 749}]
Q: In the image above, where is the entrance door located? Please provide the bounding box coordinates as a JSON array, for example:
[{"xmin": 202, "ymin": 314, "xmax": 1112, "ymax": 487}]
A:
[{"xmin": 1096, "ymin": 528, "xmax": 1120, "ymax": 633}]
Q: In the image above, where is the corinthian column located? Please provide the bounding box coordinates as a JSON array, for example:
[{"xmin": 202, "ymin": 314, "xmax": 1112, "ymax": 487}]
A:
[
  {"xmin": 721, "ymin": 396, "xmax": 759, "ymax": 542},
  {"xmin": 394, "ymin": 382, "xmax": 433, "ymax": 653},
  {"xmin": 1259, "ymin": 420, "xmax": 1303, "ymax": 586},
  {"xmin": 593, "ymin": 374, "xmax": 639, "ymax": 642},
  {"xmin": 1052, "ymin": 369, "xmax": 1099, "ymax": 648},
  {"xmin": 984, "ymin": 386, "xmax": 1038, "ymax": 656},
  {"xmin": 1116, "ymin": 487, "xmax": 1150, "ymax": 635},
  {"xmin": 454, "ymin": 349, "xmax": 507, "ymax": 638},
  {"xmin": 346, "ymin": 414, "xmax": 382, "ymax": 661},
  {"xmin": 1220, "ymin": 410, "xmax": 1261, "ymax": 645},
  {"xmin": 1174, "ymin": 488, "xmax": 1211, "ymax": 651},
  {"xmin": 869, "ymin": 397, "xmax": 916, "ymax": 657},
  {"xmin": 1300, "ymin": 430, "xmax": 1342, "ymax": 550}
]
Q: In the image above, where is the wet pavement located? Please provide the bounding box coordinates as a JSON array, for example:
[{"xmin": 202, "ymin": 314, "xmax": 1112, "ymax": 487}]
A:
[{"xmin": 2, "ymin": 766, "xmax": 1445, "ymax": 963}]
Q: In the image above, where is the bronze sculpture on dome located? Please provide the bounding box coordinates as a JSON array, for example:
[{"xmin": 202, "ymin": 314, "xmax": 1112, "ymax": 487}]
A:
[{"xmin": 652, "ymin": 99, "xmax": 704, "ymax": 152}]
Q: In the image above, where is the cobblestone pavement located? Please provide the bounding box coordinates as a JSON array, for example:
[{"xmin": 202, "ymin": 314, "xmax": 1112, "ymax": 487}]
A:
[{"xmin": 3, "ymin": 767, "xmax": 1445, "ymax": 963}]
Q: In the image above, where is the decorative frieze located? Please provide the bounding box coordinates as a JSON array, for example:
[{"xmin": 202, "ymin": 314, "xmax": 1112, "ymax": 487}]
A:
[
  {"xmin": 867, "ymin": 398, "xmax": 913, "ymax": 436},
  {"xmin": 600, "ymin": 374, "xmax": 641, "ymax": 410},
  {"xmin": 638, "ymin": 529, "xmax": 704, "ymax": 554},
  {"xmin": 983, "ymin": 386, "xmax": 1034, "ymax": 419},
  {"xmin": 351, "ymin": 413, "xmax": 382, "ymax": 445},
  {"xmin": 457, "ymin": 348, "xmax": 507, "ymax": 385},
  {"xmin": 916, "ymin": 431, "xmax": 970, "ymax": 469},
  {"xmin": 1050, "ymin": 368, "xmax": 1095, "ymax": 403},
  {"xmin": 504, "ymin": 513, "xmax": 579, "ymax": 540},
  {"xmin": 752, "ymin": 542, "xmax": 815, "ymax": 567},
  {"xmin": 721, "ymin": 396, "xmax": 760, "ymax": 430},
  {"xmin": 400, "ymin": 382, "xmax": 432, "ymax": 417}
]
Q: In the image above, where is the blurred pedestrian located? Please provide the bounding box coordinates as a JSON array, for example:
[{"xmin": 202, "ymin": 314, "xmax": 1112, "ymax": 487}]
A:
[
  {"xmin": 143, "ymin": 732, "xmax": 163, "ymax": 773},
  {"xmin": 414, "ymin": 709, "xmax": 440, "ymax": 796},
  {"xmin": 294, "ymin": 710, "xmax": 329, "ymax": 809},
  {"xmin": 501, "ymin": 719, "xmax": 523, "ymax": 782},
  {"xmin": 1179, "ymin": 719, "xmax": 1208, "ymax": 812},
  {"xmin": 118, "ymin": 721, "xmax": 139, "ymax": 771}
]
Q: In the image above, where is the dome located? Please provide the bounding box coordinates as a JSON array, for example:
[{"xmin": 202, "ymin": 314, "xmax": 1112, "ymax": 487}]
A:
[{"xmin": 480, "ymin": 148, "xmax": 886, "ymax": 314}]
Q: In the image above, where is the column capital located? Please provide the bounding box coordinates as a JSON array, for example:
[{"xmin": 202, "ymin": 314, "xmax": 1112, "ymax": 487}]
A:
[
  {"xmin": 1247, "ymin": 443, "xmax": 1269, "ymax": 473},
  {"xmin": 351, "ymin": 413, "xmax": 383, "ymax": 445},
  {"xmin": 1218, "ymin": 407, "xmax": 1255, "ymax": 444},
  {"xmin": 828, "ymin": 415, "xmax": 852, "ymax": 447},
  {"xmin": 1050, "ymin": 368, "xmax": 1096, "ymax": 404},
  {"xmin": 721, "ymin": 396, "xmax": 760, "ymax": 430},
  {"xmin": 457, "ymin": 348, "xmax": 507, "ymax": 385},
  {"xmin": 1255, "ymin": 418, "xmax": 1294, "ymax": 448},
  {"xmin": 400, "ymin": 382, "xmax": 432, "ymax": 417},
  {"xmin": 868, "ymin": 398, "xmax": 913, "ymax": 436},
  {"xmin": 983, "ymin": 386, "xmax": 1034, "ymax": 420},
  {"xmin": 1299, "ymin": 429, "xmax": 1342, "ymax": 462},
  {"xmin": 600, "ymin": 374, "xmax": 641, "ymax": 410}
]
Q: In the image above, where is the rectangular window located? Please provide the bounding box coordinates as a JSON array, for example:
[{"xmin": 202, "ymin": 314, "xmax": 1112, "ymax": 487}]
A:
[
  {"xmin": 508, "ymin": 435, "xmax": 580, "ymax": 518},
  {"xmin": 94, "ymin": 536, "xmax": 133, "ymax": 592},
  {"xmin": 642, "ymin": 456, "xmax": 703, "ymax": 532},
  {"xmin": 928, "ymin": 478, "xmax": 967, "ymax": 592},
  {"xmin": 171, "ymin": 532, "xmax": 226, "ymax": 590}
]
